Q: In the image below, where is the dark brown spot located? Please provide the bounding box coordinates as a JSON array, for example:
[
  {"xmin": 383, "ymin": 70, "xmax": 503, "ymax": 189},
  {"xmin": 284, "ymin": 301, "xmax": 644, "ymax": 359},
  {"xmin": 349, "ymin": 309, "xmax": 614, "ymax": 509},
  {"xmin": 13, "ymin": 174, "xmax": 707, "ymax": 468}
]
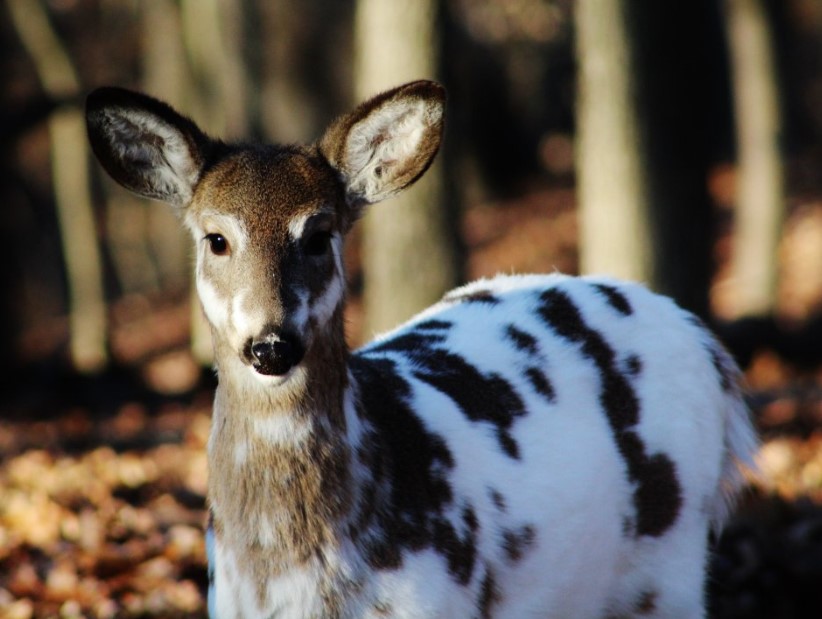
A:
[
  {"xmin": 709, "ymin": 345, "xmax": 734, "ymax": 392},
  {"xmin": 488, "ymin": 488, "xmax": 507, "ymax": 512},
  {"xmin": 445, "ymin": 288, "xmax": 500, "ymax": 305},
  {"xmin": 686, "ymin": 315, "xmax": 737, "ymax": 393},
  {"xmin": 502, "ymin": 524, "xmax": 536, "ymax": 562},
  {"xmin": 505, "ymin": 324, "xmax": 539, "ymax": 355},
  {"xmin": 463, "ymin": 505, "xmax": 480, "ymax": 533},
  {"xmin": 497, "ymin": 433, "xmax": 519, "ymax": 459},
  {"xmin": 478, "ymin": 569, "xmax": 500, "ymax": 619},
  {"xmin": 633, "ymin": 449, "xmax": 684, "ymax": 537},
  {"xmin": 349, "ymin": 356, "xmax": 489, "ymax": 586},
  {"xmin": 625, "ymin": 354, "xmax": 642, "ymax": 377},
  {"xmin": 431, "ymin": 506, "xmax": 479, "ymax": 585},
  {"xmin": 370, "ymin": 331, "xmax": 447, "ymax": 355},
  {"xmin": 621, "ymin": 515, "xmax": 635, "ymax": 537},
  {"xmin": 207, "ymin": 510, "xmax": 215, "ymax": 586},
  {"xmin": 415, "ymin": 319, "xmax": 452, "ymax": 332},
  {"xmin": 525, "ymin": 366, "xmax": 555, "ymax": 402},
  {"xmin": 593, "ymin": 283, "xmax": 634, "ymax": 316},
  {"xmin": 416, "ymin": 357, "xmax": 525, "ymax": 458},
  {"xmin": 537, "ymin": 288, "xmax": 682, "ymax": 537},
  {"xmin": 374, "ymin": 331, "xmax": 526, "ymax": 459},
  {"xmin": 635, "ymin": 590, "xmax": 658, "ymax": 614}
]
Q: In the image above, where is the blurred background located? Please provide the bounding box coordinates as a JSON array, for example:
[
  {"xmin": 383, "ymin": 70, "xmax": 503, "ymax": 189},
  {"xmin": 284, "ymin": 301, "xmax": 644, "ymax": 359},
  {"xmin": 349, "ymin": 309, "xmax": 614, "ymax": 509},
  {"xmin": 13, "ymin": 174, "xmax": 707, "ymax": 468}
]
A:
[{"xmin": 1, "ymin": 0, "xmax": 822, "ymax": 617}]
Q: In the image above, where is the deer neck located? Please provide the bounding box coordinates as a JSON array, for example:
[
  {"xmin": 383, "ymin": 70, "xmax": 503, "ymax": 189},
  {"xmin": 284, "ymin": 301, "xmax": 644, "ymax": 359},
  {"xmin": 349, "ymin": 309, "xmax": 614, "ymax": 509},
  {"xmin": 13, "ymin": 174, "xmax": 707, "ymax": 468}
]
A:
[{"xmin": 207, "ymin": 310, "xmax": 354, "ymax": 571}]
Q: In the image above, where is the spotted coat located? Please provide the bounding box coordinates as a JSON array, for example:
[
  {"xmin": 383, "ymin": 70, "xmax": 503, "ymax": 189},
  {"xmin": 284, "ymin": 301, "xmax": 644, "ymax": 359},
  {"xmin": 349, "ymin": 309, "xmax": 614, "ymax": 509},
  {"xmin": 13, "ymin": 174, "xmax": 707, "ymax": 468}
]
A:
[{"xmin": 86, "ymin": 81, "xmax": 758, "ymax": 619}]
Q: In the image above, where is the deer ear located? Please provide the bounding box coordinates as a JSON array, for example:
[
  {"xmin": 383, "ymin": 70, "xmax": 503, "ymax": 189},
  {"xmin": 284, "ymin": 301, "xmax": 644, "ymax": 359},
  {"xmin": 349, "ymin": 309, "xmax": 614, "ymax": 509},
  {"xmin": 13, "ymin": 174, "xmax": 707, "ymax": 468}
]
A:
[
  {"xmin": 319, "ymin": 80, "xmax": 445, "ymax": 205},
  {"xmin": 86, "ymin": 87, "xmax": 212, "ymax": 208}
]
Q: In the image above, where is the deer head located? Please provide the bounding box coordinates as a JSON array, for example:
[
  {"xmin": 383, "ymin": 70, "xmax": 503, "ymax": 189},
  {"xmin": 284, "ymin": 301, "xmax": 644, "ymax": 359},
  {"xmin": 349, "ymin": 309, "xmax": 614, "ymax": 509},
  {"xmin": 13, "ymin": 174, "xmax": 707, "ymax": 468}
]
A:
[{"xmin": 86, "ymin": 81, "xmax": 445, "ymax": 386}]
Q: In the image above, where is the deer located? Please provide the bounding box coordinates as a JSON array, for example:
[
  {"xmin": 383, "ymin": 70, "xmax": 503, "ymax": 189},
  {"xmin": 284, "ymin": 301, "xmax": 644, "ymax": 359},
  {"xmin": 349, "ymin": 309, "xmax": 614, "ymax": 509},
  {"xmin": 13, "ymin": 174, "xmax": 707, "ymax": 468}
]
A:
[{"xmin": 86, "ymin": 80, "xmax": 757, "ymax": 619}]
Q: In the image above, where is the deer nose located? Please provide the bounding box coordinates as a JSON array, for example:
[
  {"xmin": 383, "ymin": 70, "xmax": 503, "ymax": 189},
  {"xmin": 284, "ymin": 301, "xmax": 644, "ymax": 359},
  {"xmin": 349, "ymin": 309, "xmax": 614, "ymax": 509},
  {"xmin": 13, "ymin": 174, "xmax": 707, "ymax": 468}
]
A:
[{"xmin": 249, "ymin": 334, "xmax": 303, "ymax": 376}]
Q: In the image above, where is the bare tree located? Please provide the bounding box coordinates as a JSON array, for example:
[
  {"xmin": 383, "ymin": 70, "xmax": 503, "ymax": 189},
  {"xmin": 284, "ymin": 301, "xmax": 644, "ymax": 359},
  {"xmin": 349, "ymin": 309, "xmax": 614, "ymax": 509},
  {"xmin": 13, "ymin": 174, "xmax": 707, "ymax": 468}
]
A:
[
  {"xmin": 102, "ymin": 2, "xmax": 167, "ymax": 299},
  {"xmin": 576, "ymin": 1, "xmax": 722, "ymax": 317},
  {"xmin": 354, "ymin": 0, "xmax": 460, "ymax": 337},
  {"xmin": 725, "ymin": 0, "xmax": 786, "ymax": 318},
  {"xmin": 180, "ymin": 0, "xmax": 250, "ymax": 140},
  {"xmin": 7, "ymin": 0, "xmax": 107, "ymax": 372},
  {"xmin": 574, "ymin": 0, "xmax": 652, "ymax": 285}
]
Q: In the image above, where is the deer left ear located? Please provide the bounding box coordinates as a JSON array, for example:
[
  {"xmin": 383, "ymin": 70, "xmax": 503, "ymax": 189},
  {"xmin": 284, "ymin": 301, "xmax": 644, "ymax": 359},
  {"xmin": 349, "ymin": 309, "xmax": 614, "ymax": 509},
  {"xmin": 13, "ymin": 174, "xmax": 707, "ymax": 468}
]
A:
[{"xmin": 319, "ymin": 80, "xmax": 445, "ymax": 206}]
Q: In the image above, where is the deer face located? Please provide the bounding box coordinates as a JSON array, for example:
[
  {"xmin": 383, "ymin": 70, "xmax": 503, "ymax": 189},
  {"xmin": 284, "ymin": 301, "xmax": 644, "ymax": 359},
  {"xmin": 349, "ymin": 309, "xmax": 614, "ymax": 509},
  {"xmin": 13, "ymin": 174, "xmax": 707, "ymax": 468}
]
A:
[
  {"xmin": 185, "ymin": 148, "xmax": 347, "ymax": 378},
  {"xmin": 86, "ymin": 81, "xmax": 445, "ymax": 382}
]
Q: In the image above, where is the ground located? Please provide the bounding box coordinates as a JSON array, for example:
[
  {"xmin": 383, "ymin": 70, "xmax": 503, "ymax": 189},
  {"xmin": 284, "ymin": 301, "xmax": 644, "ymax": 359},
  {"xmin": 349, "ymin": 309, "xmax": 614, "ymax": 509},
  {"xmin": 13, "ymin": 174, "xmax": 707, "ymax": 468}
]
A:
[{"xmin": 1, "ymin": 185, "xmax": 821, "ymax": 618}]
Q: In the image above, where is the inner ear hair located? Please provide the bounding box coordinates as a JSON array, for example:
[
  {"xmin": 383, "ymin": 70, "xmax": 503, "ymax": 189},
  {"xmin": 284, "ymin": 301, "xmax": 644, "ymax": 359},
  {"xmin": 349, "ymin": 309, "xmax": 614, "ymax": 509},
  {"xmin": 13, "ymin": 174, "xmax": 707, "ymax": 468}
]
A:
[
  {"xmin": 319, "ymin": 80, "xmax": 446, "ymax": 206},
  {"xmin": 86, "ymin": 87, "xmax": 212, "ymax": 208}
]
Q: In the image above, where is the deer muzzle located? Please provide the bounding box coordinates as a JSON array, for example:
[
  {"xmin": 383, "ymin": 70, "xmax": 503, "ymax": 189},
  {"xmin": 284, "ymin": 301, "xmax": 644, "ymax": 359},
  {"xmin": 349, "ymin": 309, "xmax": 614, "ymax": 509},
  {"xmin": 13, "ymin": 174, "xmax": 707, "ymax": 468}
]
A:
[{"xmin": 247, "ymin": 332, "xmax": 304, "ymax": 376}]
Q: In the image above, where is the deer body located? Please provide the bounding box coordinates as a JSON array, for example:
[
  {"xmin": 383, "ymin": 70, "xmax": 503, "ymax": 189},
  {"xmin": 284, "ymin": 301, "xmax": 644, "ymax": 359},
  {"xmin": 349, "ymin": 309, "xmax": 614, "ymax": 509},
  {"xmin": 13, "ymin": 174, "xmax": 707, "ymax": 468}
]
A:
[{"xmin": 86, "ymin": 82, "xmax": 757, "ymax": 619}]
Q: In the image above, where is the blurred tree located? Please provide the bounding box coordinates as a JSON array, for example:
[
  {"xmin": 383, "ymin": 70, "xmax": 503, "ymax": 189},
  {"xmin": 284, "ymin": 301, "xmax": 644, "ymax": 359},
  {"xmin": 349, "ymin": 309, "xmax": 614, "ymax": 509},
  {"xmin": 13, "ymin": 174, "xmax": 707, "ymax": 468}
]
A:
[
  {"xmin": 257, "ymin": 0, "xmax": 354, "ymax": 144},
  {"xmin": 140, "ymin": 0, "xmax": 191, "ymax": 294},
  {"xmin": 575, "ymin": 0, "xmax": 724, "ymax": 317},
  {"xmin": 258, "ymin": 0, "xmax": 326, "ymax": 143},
  {"xmin": 102, "ymin": 1, "xmax": 173, "ymax": 299},
  {"xmin": 180, "ymin": 0, "xmax": 250, "ymax": 139},
  {"xmin": 354, "ymin": 0, "xmax": 461, "ymax": 337},
  {"xmin": 7, "ymin": 0, "xmax": 107, "ymax": 372},
  {"xmin": 575, "ymin": 0, "xmax": 652, "ymax": 285},
  {"xmin": 138, "ymin": 0, "xmax": 212, "ymax": 365},
  {"xmin": 726, "ymin": 0, "xmax": 786, "ymax": 318},
  {"xmin": 629, "ymin": 0, "xmax": 726, "ymax": 318}
]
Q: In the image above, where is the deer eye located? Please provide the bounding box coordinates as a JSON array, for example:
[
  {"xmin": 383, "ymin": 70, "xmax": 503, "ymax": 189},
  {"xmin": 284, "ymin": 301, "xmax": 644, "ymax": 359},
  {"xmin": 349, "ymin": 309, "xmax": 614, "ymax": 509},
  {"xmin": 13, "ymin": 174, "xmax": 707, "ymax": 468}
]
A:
[
  {"xmin": 205, "ymin": 233, "xmax": 230, "ymax": 256},
  {"xmin": 303, "ymin": 230, "xmax": 332, "ymax": 257}
]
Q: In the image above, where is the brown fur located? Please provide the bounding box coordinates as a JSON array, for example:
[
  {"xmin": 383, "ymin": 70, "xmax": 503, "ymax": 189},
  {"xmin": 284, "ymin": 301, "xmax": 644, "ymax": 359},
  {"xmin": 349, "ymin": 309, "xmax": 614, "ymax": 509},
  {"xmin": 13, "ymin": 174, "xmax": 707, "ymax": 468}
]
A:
[
  {"xmin": 208, "ymin": 307, "xmax": 353, "ymax": 606},
  {"xmin": 85, "ymin": 81, "xmax": 446, "ymax": 614}
]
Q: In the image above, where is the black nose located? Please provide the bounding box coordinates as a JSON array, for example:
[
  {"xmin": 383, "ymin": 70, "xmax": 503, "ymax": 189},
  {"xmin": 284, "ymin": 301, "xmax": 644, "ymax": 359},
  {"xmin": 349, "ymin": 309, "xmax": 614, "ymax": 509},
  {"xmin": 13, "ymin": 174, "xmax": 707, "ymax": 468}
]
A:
[{"xmin": 249, "ymin": 335, "xmax": 303, "ymax": 376}]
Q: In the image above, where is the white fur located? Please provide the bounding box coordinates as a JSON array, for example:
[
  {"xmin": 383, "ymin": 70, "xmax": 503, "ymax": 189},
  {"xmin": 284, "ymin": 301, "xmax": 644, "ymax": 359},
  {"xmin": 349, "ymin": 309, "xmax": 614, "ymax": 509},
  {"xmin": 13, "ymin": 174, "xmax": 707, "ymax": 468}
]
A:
[
  {"xmin": 252, "ymin": 414, "xmax": 312, "ymax": 447},
  {"xmin": 230, "ymin": 289, "xmax": 255, "ymax": 339},
  {"xmin": 88, "ymin": 83, "xmax": 754, "ymax": 619},
  {"xmin": 196, "ymin": 275, "xmax": 230, "ymax": 331},
  {"xmin": 351, "ymin": 275, "xmax": 753, "ymax": 618},
  {"xmin": 208, "ymin": 273, "xmax": 756, "ymax": 619},
  {"xmin": 191, "ymin": 211, "xmax": 253, "ymax": 335},
  {"xmin": 309, "ymin": 235, "xmax": 345, "ymax": 327},
  {"xmin": 287, "ymin": 213, "xmax": 312, "ymax": 241}
]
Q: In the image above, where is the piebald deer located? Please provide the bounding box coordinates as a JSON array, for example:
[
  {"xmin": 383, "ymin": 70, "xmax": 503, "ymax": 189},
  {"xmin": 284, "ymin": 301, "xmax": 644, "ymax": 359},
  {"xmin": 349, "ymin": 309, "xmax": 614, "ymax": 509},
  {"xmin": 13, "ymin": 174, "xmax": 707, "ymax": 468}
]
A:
[{"xmin": 86, "ymin": 81, "xmax": 756, "ymax": 619}]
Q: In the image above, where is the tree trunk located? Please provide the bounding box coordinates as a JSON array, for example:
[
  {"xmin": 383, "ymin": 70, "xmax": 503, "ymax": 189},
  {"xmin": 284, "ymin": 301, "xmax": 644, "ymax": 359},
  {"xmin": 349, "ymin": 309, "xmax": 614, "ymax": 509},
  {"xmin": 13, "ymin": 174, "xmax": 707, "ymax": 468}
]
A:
[
  {"xmin": 180, "ymin": 0, "xmax": 250, "ymax": 139},
  {"xmin": 627, "ymin": 0, "xmax": 725, "ymax": 318},
  {"xmin": 256, "ymin": 0, "xmax": 354, "ymax": 144},
  {"xmin": 7, "ymin": 0, "xmax": 107, "ymax": 372},
  {"xmin": 725, "ymin": 0, "xmax": 785, "ymax": 318},
  {"xmin": 354, "ymin": 0, "xmax": 460, "ymax": 337},
  {"xmin": 258, "ymin": 0, "xmax": 325, "ymax": 143},
  {"xmin": 574, "ymin": 0, "xmax": 652, "ymax": 285},
  {"xmin": 576, "ymin": 0, "xmax": 722, "ymax": 318}
]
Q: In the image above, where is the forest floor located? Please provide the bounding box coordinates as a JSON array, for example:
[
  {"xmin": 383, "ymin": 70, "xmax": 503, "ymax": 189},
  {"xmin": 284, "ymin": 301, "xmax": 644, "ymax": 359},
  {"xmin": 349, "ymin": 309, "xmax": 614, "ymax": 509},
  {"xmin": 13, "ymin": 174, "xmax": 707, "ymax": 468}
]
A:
[{"xmin": 2, "ymin": 184, "xmax": 822, "ymax": 618}]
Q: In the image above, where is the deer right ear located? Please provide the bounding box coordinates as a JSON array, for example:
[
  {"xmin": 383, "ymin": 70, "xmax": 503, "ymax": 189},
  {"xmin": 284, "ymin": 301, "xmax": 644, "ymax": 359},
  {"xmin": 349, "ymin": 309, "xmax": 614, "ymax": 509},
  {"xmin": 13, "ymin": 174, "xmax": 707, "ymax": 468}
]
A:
[
  {"xmin": 319, "ymin": 80, "xmax": 446, "ymax": 206},
  {"xmin": 86, "ymin": 87, "xmax": 212, "ymax": 208}
]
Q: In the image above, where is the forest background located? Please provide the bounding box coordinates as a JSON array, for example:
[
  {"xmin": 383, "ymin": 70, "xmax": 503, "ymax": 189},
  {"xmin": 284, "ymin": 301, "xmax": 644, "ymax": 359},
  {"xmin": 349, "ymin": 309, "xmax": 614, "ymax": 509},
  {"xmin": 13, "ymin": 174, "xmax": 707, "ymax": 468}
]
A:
[{"xmin": 1, "ymin": 0, "xmax": 822, "ymax": 617}]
